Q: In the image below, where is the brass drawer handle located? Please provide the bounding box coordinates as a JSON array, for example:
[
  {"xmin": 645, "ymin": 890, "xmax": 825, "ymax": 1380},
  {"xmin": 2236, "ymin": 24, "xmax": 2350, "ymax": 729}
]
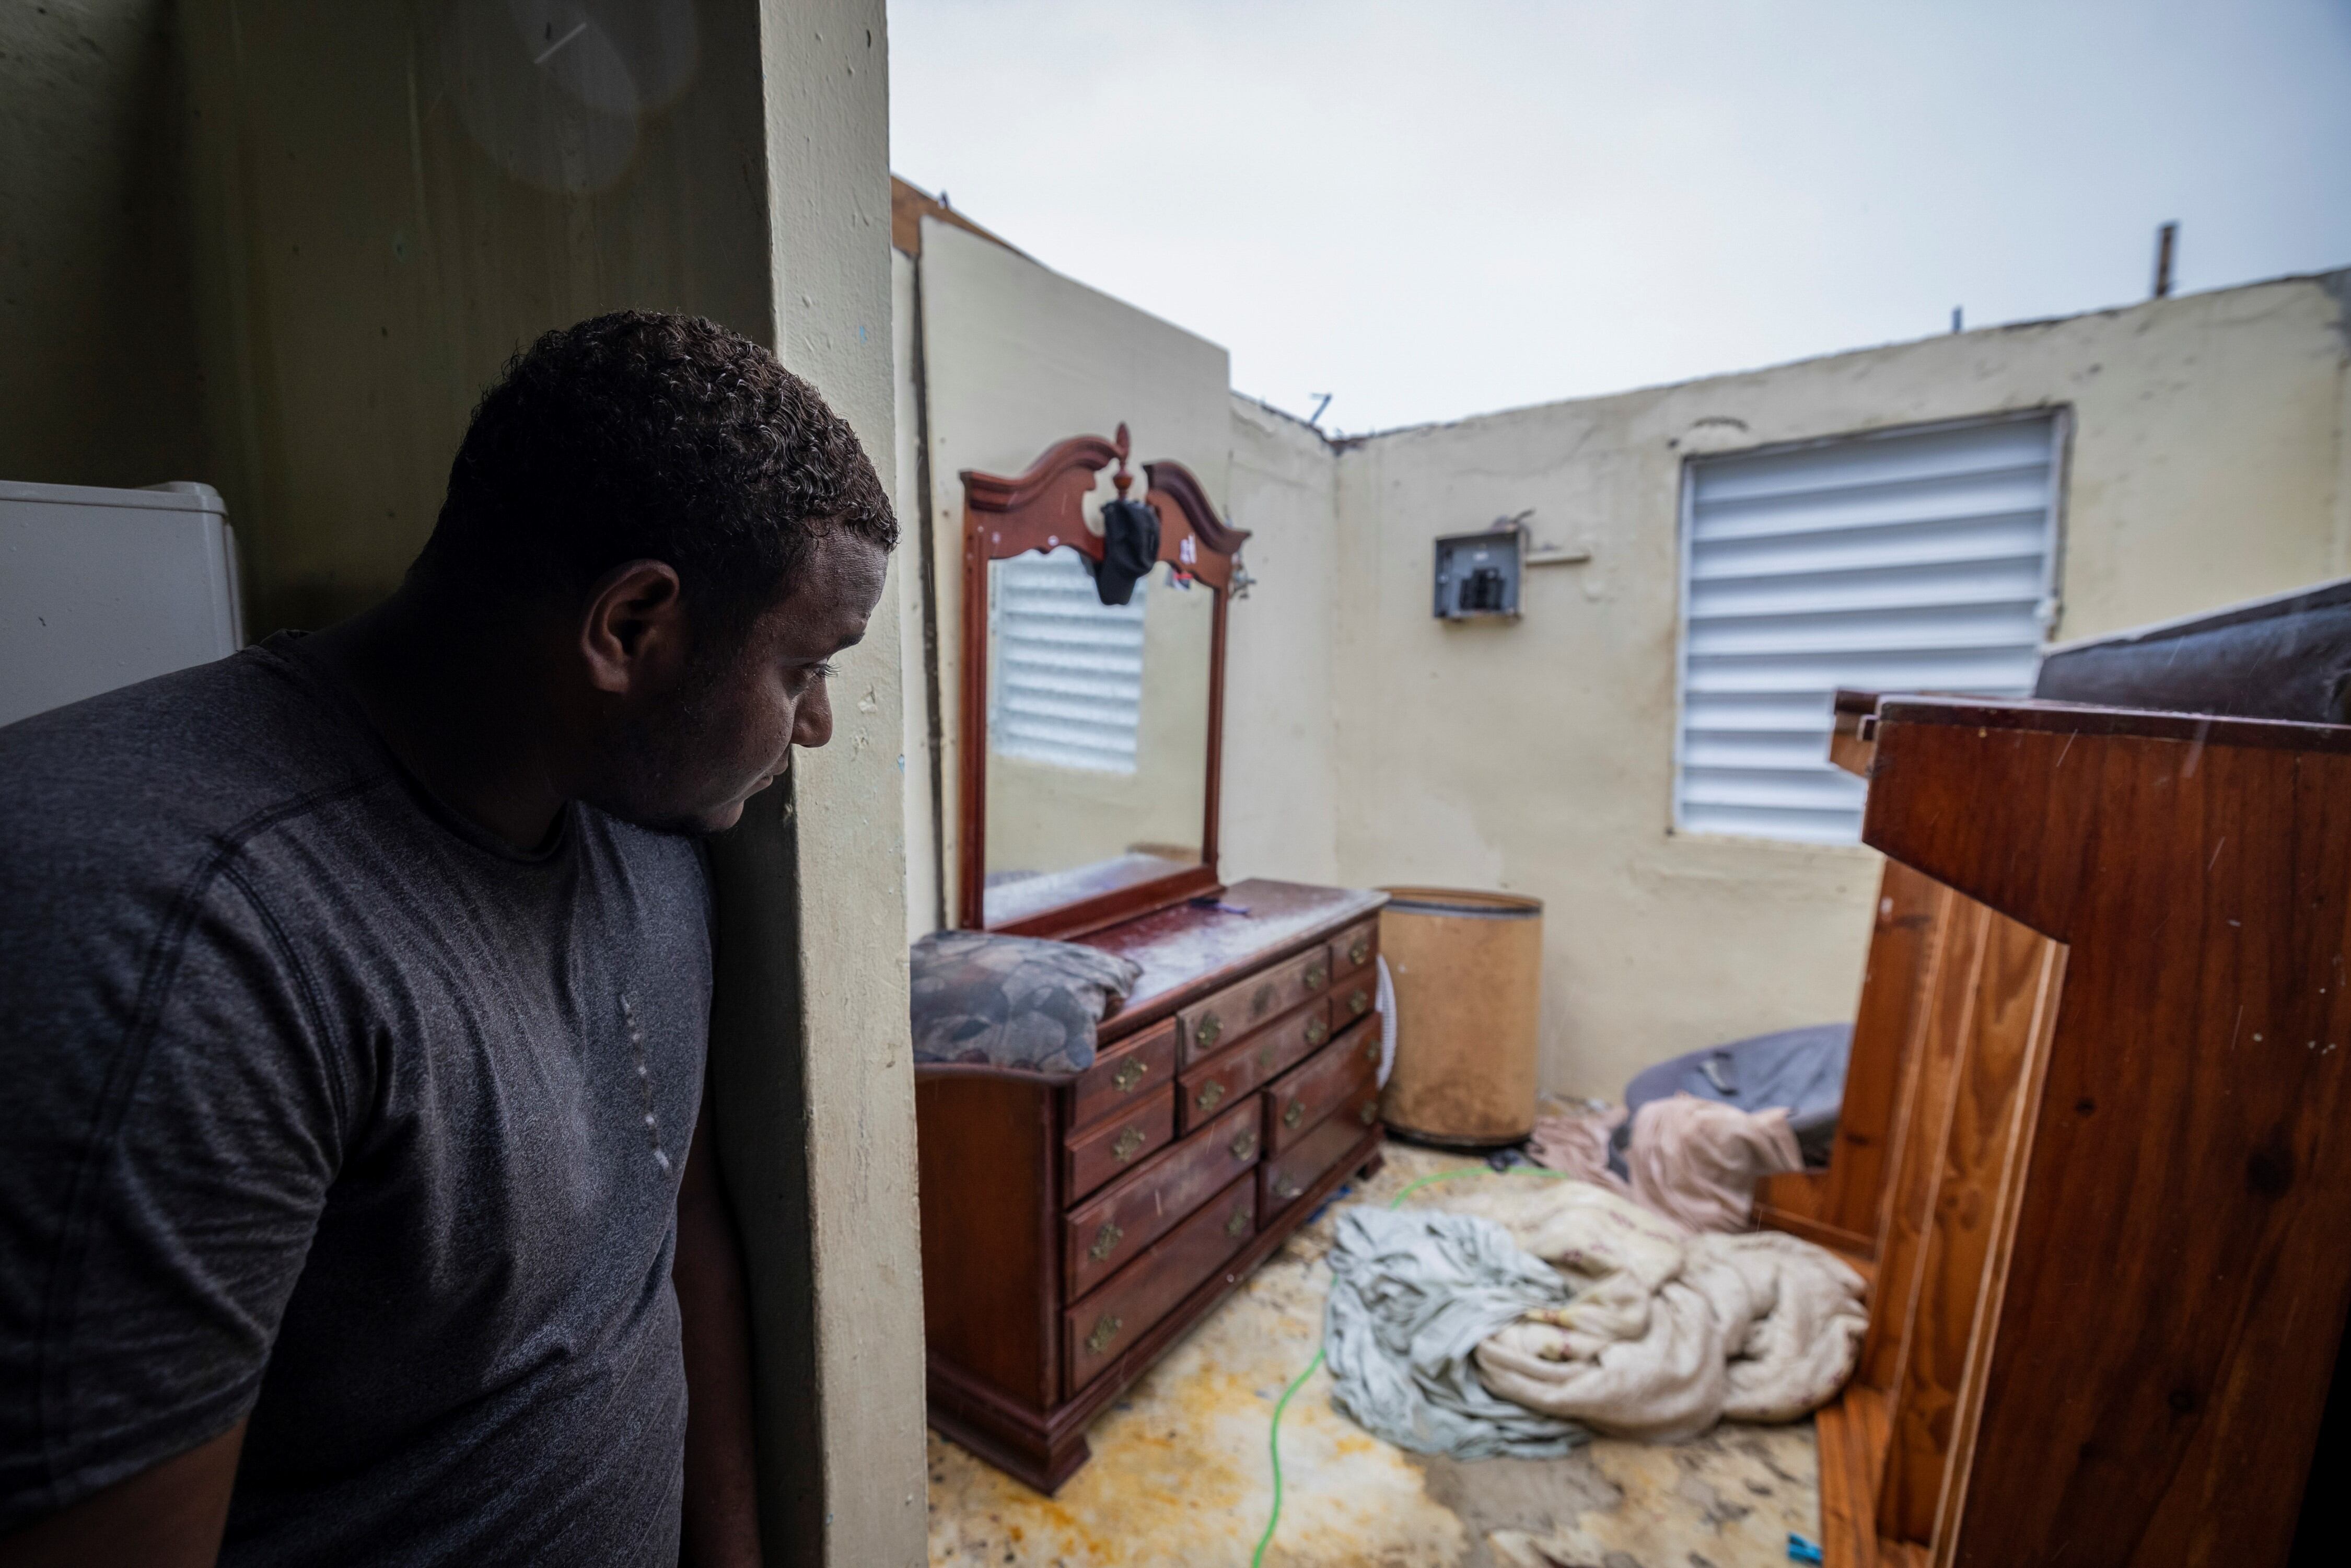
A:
[
  {"xmin": 1349, "ymin": 988, "xmax": 1371, "ymax": 1017},
  {"xmin": 1195, "ymin": 1012, "xmax": 1224, "ymax": 1050},
  {"xmin": 1304, "ymin": 963, "xmax": 1329, "ymax": 992},
  {"xmin": 1256, "ymin": 1040, "xmax": 1276, "ymax": 1071},
  {"xmin": 1305, "ymin": 1016, "xmax": 1329, "ymax": 1046},
  {"xmin": 1112, "ymin": 1126, "xmax": 1147, "ymax": 1164},
  {"xmin": 1364, "ymin": 1038, "xmax": 1381, "ymax": 1064},
  {"xmin": 1283, "ymin": 1100, "xmax": 1305, "ymax": 1130},
  {"xmin": 1086, "ymin": 1314, "xmax": 1122, "ymax": 1356},
  {"xmin": 1230, "ymin": 1127, "xmax": 1259, "ymax": 1161},
  {"xmin": 1111, "ymin": 1057, "xmax": 1148, "ymax": 1094},
  {"xmin": 1225, "ymin": 1207, "xmax": 1251, "ymax": 1239},
  {"xmin": 1272, "ymin": 1174, "xmax": 1302, "ymax": 1201},
  {"xmin": 1359, "ymin": 1099, "xmax": 1380, "ymax": 1126},
  {"xmin": 1089, "ymin": 1221, "xmax": 1124, "ymax": 1262},
  {"xmin": 1195, "ymin": 1080, "xmax": 1226, "ymax": 1113},
  {"xmin": 1349, "ymin": 937, "xmax": 1371, "ymax": 966}
]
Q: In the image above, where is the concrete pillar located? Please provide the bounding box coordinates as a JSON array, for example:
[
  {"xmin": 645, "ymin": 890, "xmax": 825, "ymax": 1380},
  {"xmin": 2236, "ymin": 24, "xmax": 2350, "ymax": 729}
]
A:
[{"xmin": 711, "ymin": 3, "xmax": 928, "ymax": 1563}]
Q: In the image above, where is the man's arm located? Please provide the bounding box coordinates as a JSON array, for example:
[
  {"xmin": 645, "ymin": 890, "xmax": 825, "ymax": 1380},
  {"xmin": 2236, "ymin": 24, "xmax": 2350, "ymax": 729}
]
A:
[
  {"xmin": 676, "ymin": 1098, "xmax": 763, "ymax": 1567},
  {"xmin": 0, "ymin": 1421, "xmax": 245, "ymax": 1567}
]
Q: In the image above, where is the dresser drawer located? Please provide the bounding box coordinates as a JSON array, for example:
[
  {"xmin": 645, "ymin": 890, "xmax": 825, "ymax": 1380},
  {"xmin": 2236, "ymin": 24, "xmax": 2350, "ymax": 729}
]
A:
[
  {"xmin": 1264, "ymin": 1018, "xmax": 1381, "ymax": 1156},
  {"xmin": 1063, "ymin": 1097, "xmax": 1261, "ymax": 1301},
  {"xmin": 1067, "ymin": 1020, "xmax": 1178, "ymax": 1133},
  {"xmin": 1176, "ymin": 997, "xmax": 1332, "ymax": 1132},
  {"xmin": 1064, "ymin": 1171, "xmax": 1258, "ymax": 1397},
  {"xmin": 1259, "ymin": 1104, "xmax": 1376, "ymax": 1225},
  {"xmin": 1062, "ymin": 1086, "xmax": 1174, "ymax": 1203},
  {"xmin": 1331, "ymin": 917, "xmax": 1379, "ymax": 982},
  {"xmin": 1332, "ymin": 967, "xmax": 1377, "ymax": 1032},
  {"xmin": 1178, "ymin": 943, "xmax": 1335, "ymax": 1065}
]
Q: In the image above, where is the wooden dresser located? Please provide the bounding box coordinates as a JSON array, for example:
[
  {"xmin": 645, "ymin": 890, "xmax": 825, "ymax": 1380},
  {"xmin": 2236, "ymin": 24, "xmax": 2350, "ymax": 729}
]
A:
[
  {"xmin": 1761, "ymin": 688, "xmax": 2351, "ymax": 1566},
  {"xmin": 918, "ymin": 426, "xmax": 1393, "ymax": 1491},
  {"xmin": 917, "ymin": 880, "xmax": 1388, "ymax": 1491}
]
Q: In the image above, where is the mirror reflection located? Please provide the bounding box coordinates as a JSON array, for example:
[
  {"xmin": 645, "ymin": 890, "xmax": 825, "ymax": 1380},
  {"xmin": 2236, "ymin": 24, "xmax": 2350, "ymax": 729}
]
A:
[{"xmin": 984, "ymin": 547, "xmax": 1213, "ymax": 926}]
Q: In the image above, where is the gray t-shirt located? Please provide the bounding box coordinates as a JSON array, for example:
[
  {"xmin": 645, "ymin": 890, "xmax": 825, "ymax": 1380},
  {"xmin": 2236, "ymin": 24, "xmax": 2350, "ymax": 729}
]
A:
[{"xmin": 0, "ymin": 636, "xmax": 713, "ymax": 1564}]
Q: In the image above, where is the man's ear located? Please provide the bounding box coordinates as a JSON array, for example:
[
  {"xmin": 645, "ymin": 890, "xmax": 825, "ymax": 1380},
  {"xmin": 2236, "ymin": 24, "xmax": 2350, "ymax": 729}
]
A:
[{"xmin": 579, "ymin": 560, "xmax": 689, "ymax": 695}]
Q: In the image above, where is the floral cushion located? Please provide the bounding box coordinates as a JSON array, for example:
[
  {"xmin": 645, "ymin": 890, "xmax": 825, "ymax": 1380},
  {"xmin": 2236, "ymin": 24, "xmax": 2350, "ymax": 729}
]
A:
[{"xmin": 909, "ymin": 929, "xmax": 1144, "ymax": 1074}]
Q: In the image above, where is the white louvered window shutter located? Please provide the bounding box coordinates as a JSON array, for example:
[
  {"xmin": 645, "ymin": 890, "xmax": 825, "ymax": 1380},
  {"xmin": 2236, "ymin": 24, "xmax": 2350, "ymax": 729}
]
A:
[
  {"xmin": 990, "ymin": 549, "xmax": 1147, "ymax": 774},
  {"xmin": 1675, "ymin": 414, "xmax": 2062, "ymax": 845}
]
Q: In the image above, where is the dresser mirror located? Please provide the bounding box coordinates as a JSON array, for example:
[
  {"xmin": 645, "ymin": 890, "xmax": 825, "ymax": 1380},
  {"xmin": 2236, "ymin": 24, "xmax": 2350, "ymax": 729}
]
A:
[{"xmin": 958, "ymin": 426, "xmax": 1247, "ymax": 936}]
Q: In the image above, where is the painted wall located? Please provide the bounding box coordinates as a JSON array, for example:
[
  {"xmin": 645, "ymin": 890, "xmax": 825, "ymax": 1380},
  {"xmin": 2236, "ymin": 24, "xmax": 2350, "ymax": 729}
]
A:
[
  {"xmin": 179, "ymin": 0, "xmax": 776, "ymax": 635},
  {"xmin": 892, "ymin": 247, "xmax": 943, "ymax": 941},
  {"xmin": 0, "ymin": 0, "xmax": 207, "ymax": 491},
  {"xmin": 1328, "ymin": 272, "xmax": 2351, "ymax": 1098},
  {"xmin": 913, "ymin": 216, "xmax": 1231, "ymax": 924},
  {"xmin": 1219, "ymin": 396, "xmax": 1345, "ymax": 887},
  {"xmin": 741, "ymin": 5, "xmax": 925, "ymax": 1560}
]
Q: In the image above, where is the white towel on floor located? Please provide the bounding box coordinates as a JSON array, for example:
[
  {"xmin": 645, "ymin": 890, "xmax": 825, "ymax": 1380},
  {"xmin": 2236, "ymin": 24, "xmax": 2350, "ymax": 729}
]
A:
[{"xmin": 1472, "ymin": 1184, "xmax": 1866, "ymax": 1442}]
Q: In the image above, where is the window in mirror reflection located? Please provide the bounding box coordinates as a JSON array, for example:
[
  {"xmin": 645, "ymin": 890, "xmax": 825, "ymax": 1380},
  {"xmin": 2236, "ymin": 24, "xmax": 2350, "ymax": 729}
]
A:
[{"xmin": 984, "ymin": 547, "xmax": 1212, "ymax": 926}]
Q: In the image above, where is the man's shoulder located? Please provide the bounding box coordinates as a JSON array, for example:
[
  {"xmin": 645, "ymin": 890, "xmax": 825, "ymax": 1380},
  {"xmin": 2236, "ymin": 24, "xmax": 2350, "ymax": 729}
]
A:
[{"xmin": 0, "ymin": 646, "xmax": 382, "ymax": 895}]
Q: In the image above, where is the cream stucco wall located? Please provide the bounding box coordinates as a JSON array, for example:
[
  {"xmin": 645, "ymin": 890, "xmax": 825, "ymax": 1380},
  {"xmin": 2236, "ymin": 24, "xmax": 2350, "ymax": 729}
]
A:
[
  {"xmin": 1220, "ymin": 396, "xmax": 1345, "ymax": 886},
  {"xmin": 1328, "ymin": 272, "xmax": 2351, "ymax": 1098},
  {"xmin": 892, "ymin": 248, "xmax": 942, "ymax": 942},
  {"xmin": 913, "ymin": 217, "xmax": 1231, "ymax": 925}
]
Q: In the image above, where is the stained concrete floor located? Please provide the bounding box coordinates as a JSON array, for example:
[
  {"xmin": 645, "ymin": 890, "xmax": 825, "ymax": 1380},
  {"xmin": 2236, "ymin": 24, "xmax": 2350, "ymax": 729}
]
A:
[{"xmin": 928, "ymin": 1143, "xmax": 1819, "ymax": 1567}]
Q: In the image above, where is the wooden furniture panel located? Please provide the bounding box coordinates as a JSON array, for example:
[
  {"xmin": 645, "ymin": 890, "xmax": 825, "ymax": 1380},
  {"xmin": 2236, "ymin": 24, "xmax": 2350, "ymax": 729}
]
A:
[
  {"xmin": 1779, "ymin": 688, "xmax": 2351, "ymax": 1568},
  {"xmin": 916, "ymin": 1072, "xmax": 1058, "ymax": 1409},
  {"xmin": 1878, "ymin": 913, "xmax": 2063, "ymax": 1544},
  {"xmin": 1264, "ymin": 1017, "xmax": 1380, "ymax": 1155},
  {"xmin": 1178, "ymin": 997, "xmax": 1331, "ymax": 1131},
  {"xmin": 1063, "ymin": 1173, "xmax": 1259, "ymax": 1397},
  {"xmin": 1084, "ymin": 881, "xmax": 1386, "ymax": 1028},
  {"xmin": 1061, "ymin": 1086, "xmax": 1173, "ymax": 1202},
  {"xmin": 1861, "ymin": 899, "xmax": 1984, "ymax": 1392},
  {"xmin": 1179, "ymin": 943, "xmax": 1333, "ymax": 1065},
  {"xmin": 1758, "ymin": 860, "xmax": 1955, "ymax": 1256},
  {"xmin": 1175, "ymin": 1055, "xmax": 1262, "ymax": 1132},
  {"xmin": 1331, "ymin": 917, "xmax": 1378, "ymax": 981},
  {"xmin": 1939, "ymin": 718, "xmax": 2351, "ymax": 1567},
  {"xmin": 1068, "ymin": 1019, "xmax": 1177, "ymax": 1132},
  {"xmin": 1063, "ymin": 1096, "xmax": 1262, "ymax": 1300},
  {"xmin": 1260, "ymin": 1100, "xmax": 1375, "ymax": 1223},
  {"xmin": 1816, "ymin": 1385, "xmax": 1890, "ymax": 1568}
]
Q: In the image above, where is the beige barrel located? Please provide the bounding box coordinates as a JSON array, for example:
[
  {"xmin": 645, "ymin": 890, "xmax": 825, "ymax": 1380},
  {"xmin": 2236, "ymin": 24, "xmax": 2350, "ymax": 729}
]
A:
[{"xmin": 1377, "ymin": 888, "xmax": 1542, "ymax": 1148}]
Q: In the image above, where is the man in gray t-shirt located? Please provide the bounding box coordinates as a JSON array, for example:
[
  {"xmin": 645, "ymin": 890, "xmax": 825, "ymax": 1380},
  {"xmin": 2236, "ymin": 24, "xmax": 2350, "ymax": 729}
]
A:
[{"xmin": 0, "ymin": 313, "xmax": 893, "ymax": 1566}]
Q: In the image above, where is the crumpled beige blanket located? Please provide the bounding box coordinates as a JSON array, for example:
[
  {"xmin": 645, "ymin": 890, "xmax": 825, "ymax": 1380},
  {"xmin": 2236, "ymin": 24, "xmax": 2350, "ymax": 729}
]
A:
[
  {"xmin": 1467, "ymin": 1182, "xmax": 1865, "ymax": 1442},
  {"xmin": 1526, "ymin": 1092, "xmax": 1805, "ymax": 1234}
]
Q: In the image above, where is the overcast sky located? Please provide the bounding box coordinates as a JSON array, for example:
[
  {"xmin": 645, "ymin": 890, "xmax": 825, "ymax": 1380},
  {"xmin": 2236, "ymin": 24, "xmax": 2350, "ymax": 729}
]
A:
[{"xmin": 888, "ymin": 0, "xmax": 2351, "ymax": 435}]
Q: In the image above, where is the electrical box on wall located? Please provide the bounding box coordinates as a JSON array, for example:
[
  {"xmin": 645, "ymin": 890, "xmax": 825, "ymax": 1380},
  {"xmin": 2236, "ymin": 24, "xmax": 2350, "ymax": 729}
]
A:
[{"xmin": 1433, "ymin": 523, "xmax": 1525, "ymax": 620}]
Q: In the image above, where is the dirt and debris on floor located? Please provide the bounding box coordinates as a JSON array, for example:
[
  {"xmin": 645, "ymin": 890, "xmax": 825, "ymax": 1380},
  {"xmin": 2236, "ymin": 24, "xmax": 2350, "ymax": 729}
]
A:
[{"xmin": 926, "ymin": 1143, "xmax": 1819, "ymax": 1567}]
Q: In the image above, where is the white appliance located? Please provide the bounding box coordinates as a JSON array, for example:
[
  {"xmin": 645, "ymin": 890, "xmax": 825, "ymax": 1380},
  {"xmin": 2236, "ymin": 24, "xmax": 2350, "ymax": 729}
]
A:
[{"xmin": 1, "ymin": 479, "xmax": 246, "ymax": 728}]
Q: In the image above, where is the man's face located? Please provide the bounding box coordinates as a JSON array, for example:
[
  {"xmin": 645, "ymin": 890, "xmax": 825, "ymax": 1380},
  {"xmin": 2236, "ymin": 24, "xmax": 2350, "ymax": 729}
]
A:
[{"xmin": 590, "ymin": 530, "xmax": 889, "ymax": 836}]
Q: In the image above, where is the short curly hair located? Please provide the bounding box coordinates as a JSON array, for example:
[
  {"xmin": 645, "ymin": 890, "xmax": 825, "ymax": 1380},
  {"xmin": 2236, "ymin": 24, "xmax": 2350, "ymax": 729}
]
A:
[{"xmin": 415, "ymin": 311, "xmax": 895, "ymax": 637}]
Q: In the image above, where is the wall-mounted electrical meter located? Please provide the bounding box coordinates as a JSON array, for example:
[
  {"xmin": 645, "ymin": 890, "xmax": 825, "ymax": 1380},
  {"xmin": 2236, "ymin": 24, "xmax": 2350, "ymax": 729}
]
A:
[{"xmin": 1433, "ymin": 522, "xmax": 1525, "ymax": 621}]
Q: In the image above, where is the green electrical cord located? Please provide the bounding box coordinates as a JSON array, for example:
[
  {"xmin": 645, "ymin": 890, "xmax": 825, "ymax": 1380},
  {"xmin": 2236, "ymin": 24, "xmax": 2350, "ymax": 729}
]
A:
[{"xmin": 1249, "ymin": 1165, "xmax": 1576, "ymax": 1567}]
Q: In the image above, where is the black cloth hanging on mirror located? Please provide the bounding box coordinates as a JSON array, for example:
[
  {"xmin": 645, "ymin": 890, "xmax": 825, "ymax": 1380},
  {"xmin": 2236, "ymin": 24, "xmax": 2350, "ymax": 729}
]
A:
[{"xmin": 1086, "ymin": 498, "xmax": 1161, "ymax": 606}]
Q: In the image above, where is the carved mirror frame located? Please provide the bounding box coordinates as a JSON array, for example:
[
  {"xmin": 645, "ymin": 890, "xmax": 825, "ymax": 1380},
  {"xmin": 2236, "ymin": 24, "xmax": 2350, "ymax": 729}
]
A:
[{"xmin": 957, "ymin": 424, "xmax": 1250, "ymax": 937}]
